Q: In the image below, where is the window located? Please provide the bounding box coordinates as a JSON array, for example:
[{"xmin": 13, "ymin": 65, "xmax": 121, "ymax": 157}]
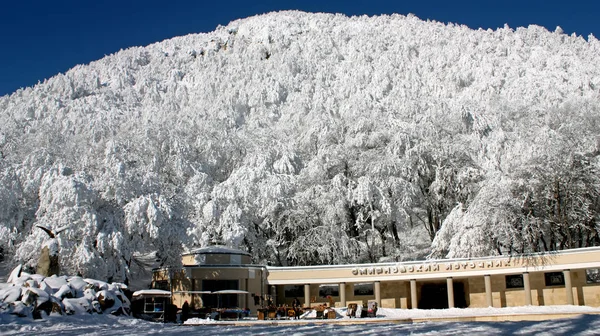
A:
[
  {"xmin": 152, "ymin": 280, "xmax": 169, "ymax": 290},
  {"xmin": 144, "ymin": 300, "xmax": 165, "ymax": 313},
  {"xmin": 505, "ymin": 274, "xmax": 524, "ymax": 289},
  {"xmin": 284, "ymin": 285, "xmax": 304, "ymax": 298},
  {"xmin": 230, "ymin": 254, "xmax": 241, "ymax": 265},
  {"xmin": 194, "ymin": 254, "xmax": 206, "ymax": 265},
  {"xmin": 353, "ymin": 283, "xmax": 374, "ymax": 296},
  {"xmin": 586, "ymin": 269, "xmax": 600, "ymax": 283},
  {"xmin": 318, "ymin": 284, "xmax": 339, "ymax": 297},
  {"xmin": 545, "ymin": 272, "xmax": 565, "ymax": 286}
]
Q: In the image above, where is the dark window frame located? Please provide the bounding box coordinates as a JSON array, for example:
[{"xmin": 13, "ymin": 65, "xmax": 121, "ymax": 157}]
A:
[
  {"xmin": 318, "ymin": 284, "xmax": 339, "ymax": 297},
  {"xmin": 284, "ymin": 285, "xmax": 304, "ymax": 298},
  {"xmin": 353, "ymin": 283, "xmax": 374, "ymax": 296},
  {"xmin": 544, "ymin": 272, "xmax": 565, "ymax": 287},
  {"xmin": 586, "ymin": 269, "xmax": 600, "ymax": 284},
  {"xmin": 505, "ymin": 274, "xmax": 524, "ymax": 289}
]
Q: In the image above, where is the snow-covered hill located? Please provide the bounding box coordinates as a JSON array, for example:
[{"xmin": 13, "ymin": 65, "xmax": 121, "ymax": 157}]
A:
[{"xmin": 1, "ymin": 11, "xmax": 600, "ymax": 282}]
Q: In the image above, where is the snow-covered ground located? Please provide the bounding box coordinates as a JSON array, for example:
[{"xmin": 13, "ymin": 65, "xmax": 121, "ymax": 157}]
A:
[{"xmin": 2, "ymin": 306, "xmax": 600, "ymax": 335}]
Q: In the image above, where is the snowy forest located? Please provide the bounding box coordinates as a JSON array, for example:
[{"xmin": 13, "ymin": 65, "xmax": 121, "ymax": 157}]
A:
[{"xmin": 1, "ymin": 11, "xmax": 600, "ymax": 284}]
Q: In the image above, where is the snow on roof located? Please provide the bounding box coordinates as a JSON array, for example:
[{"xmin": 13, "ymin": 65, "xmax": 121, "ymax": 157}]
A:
[
  {"xmin": 213, "ymin": 289, "xmax": 250, "ymax": 294},
  {"xmin": 185, "ymin": 245, "xmax": 251, "ymax": 256},
  {"xmin": 132, "ymin": 289, "xmax": 171, "ymax": 297}
]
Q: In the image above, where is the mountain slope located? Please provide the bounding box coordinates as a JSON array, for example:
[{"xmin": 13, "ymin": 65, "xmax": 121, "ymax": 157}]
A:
[{"xmin": 1, "ymin": 11, "xmax": 600, "ymax": 282}]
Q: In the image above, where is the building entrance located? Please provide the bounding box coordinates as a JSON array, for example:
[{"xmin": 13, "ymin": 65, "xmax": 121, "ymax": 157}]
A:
[
  {"xmin": 201, "ymin": 280, "xmax": 239, "ymax": 308},
  {"xmin": 418, "ymin": 282, "xmax": 467, "ymax": 309}
]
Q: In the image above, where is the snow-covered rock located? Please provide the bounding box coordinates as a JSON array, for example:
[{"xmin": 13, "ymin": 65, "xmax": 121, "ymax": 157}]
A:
[
  {"xmin": 44, "ymin": 275, "xmax": 68, "ymax": 292},
  {"xmin": 10, "ymin": 301, "xmax": 32, "ymax": 318},
  {"xmin": 67, "ymin": 277, "xmax": 89, "ymax": 297},
  {"xmin": 38, "ymin": 281, "xmax": 53, "ymax": 296},
  {"xmin": 0, "ymin": 286, "xmax": 22, "ymax": 304},
  {"xmin": 63, "ymin": 297, "xmax": 92, "ymax": 315},
  {"xmin": 7, "ymin": 265, "xmax": 22, "ymax": 284},
  {"xmin": 54, "ymin": 284, "xmax": 74, "ymax": 299},
  {"xmin": 21, "ymin": 287, "xmax": 50, "ymax": 308},
  {"xmin": 0, "ymin": 273, "xmax": 131, "ymax": 320}
]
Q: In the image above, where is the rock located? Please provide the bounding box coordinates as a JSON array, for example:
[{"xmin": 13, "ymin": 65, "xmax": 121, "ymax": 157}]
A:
[
  {"xmin": 114, "ymin": 290, "xmax": 131, "ymax": 310},
  {"xmin": 35, "ymin": 300, "xmax": 53, "ymax": 319},
  {"xmin": 37, "ymin": 244, "xmax": 60, "ymax": 277},
  {"xmin": 12, "ymin": 273, "xmax": 32, "ymax": 287},
  {"xmin": 39, "ymin": 281, "xmax": 53, "ymax": 296},
  {"xmin": 43, "ymin": 275, "xmax": 68, "ymax": 292},
  {"xmin": 85, "ymin": 279, "xmax": 108, "ymax": 291},
  {"xmin": 7, "ymin": 265, "xmax": 22, "ymax": 284},
  {"xmin": 21, "ymin": 287, "xmax": 49, "ymax": 308},
  {"xmin": 96, "ymin": 290, "xmax": 115, "ymax": 310},
  {"xmin": 1, "ymin": 273, "xmax": 134, "ymax": 319},
  {"xmin": 30, "ymin": 274, "xmax": 46, "ymax": 284},
  {"xmin": 0, "ymin": 286, "xmax": 22, "ymax": 303},
  {"xmin": 109, "ymin": 282, "xmax": 128, "ymax": 291},
  {"xmin": 83, "ymin": 288, "xmax": 96, "ymax": 301},
  {"xmin": 54, "ymin": 284, "xmax": 74, "ymax": 300},
  {"xmin": 105, "ymin": 297, "xmax": 123, "ymax": 315},
  {"xmin": 67, "ymin": 277, "xmax": 88, "ymax": 297},
  {"xmin": 11, "ymin": 301, "xmax": 32, "ymax": 318},
  {"xmin": 91, "ymin": 300, "xmax": 102, "ymax": 313},
  {"xmin": 63, "ymin": 297, "xmax": 92, "ymax": 315},
  {"xmin": 50, "ymin": 297, "xmax": 64, "ymax": 315},
  {"xmin": 24, "ymin": 279, "xmax": 38, "ymax": 288},
  {"xmin": 33, "ymin": 309, "xmax": 48, "ymax": 320}
]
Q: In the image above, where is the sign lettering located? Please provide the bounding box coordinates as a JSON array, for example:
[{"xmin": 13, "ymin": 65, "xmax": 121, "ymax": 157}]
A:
[{"xmin": 351, "ymin": 258, "xmax": 514, "ymax": 277}]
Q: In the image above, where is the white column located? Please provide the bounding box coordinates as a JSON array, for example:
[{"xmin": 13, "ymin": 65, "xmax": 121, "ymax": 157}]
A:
[
  {"xmin": 484, "ymin": 275, "xmax": 493, "ymax": 307},
  {"xmin": 304, "ymin": 284, "xmax": 310, "ymax": 308},
  {"xmin": 447, "ymin": 277, "xmax": 454, "ymax": 308},
  {"xmin": 270, "ymin": 285, "xmax": 277, "ymax": 305},
  {"xmin": 340, "ymin": 282, "xmax": 346, "ymax": 307},
  {"xmin": 523, "ymin": 272, "xmax": 532, "ymax": 305},
  {"xmin": 564, "ymin": 270, "xmax": 574, "ymax": 305},
  {"xmin": 410, "ymin": 279, "xmax": 418, "ymax": 309},
  {"xmin": 374, "ymin": 281, "xmax": 381, "ymax": 307}
]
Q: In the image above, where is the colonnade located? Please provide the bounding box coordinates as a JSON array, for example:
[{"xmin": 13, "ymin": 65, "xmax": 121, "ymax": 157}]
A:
[{"xmin": 285, "ymin": 269, "xmax": 575, "ymax": 309}]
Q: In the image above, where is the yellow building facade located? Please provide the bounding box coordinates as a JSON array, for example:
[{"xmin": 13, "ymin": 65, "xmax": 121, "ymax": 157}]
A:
[
  {"xmin": 154, "ymin": 246, "xmax": 600, "ymax": 314},
  {"xmin": 153, "ymin": 246, "xmax": 268, "ymax": 315}
]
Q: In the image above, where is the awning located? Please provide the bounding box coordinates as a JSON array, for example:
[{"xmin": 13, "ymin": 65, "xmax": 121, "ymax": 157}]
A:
[
  {"xmin": 213, "ymin": 290, "xmax": 251, "ymax": 294},
  {"xmin": 173, "ymin": 290, "xmax": 212, "ymax": 294},
  {"xmin": 132, "ymin": 289, "xmax": 172, "ymax": 298}
]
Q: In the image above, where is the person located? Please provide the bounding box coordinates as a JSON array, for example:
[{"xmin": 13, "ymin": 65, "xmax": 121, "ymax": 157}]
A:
[
  {"xmin": 253, "ymin": 294, "xmax": 260, "ymax": 306},
  {"xmin": 292, "ymin": 298, "xmax": 301, "ymax": 319},
  {"xmin": 181, "ymin": 301, "xmax": 190, "ymax": 322}
]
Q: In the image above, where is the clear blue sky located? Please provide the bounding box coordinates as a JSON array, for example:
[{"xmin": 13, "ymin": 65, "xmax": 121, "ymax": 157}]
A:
[{"xmin": 1, "ymin": 0, "xmax": 598, "ymax": 97}]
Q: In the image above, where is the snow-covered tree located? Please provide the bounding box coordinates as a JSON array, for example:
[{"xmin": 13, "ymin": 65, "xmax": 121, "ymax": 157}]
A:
[{"xmin": 1, "ymin": 11, "xmax": 600, "ymax": 280}]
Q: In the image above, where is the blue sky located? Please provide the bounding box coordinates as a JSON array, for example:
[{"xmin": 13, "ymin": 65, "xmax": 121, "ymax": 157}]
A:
[{"xmin": 1, "ymin": 0, "xmax": 598, "ymax": 97}]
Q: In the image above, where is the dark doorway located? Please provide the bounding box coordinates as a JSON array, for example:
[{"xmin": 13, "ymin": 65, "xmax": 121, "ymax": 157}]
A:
[
  {"xmin": 201, "ymin": 280, "xmax": 239, "ymax": 308},
  {"xmin": 418, "ymin": 282, "xmax": 467, "ymax": 309}
]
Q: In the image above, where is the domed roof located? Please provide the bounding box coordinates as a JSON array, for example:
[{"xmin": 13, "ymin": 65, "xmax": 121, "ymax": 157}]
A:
[{"xmin": 185, "ymin": 245, "xmax": 251, "ymax": 257}]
